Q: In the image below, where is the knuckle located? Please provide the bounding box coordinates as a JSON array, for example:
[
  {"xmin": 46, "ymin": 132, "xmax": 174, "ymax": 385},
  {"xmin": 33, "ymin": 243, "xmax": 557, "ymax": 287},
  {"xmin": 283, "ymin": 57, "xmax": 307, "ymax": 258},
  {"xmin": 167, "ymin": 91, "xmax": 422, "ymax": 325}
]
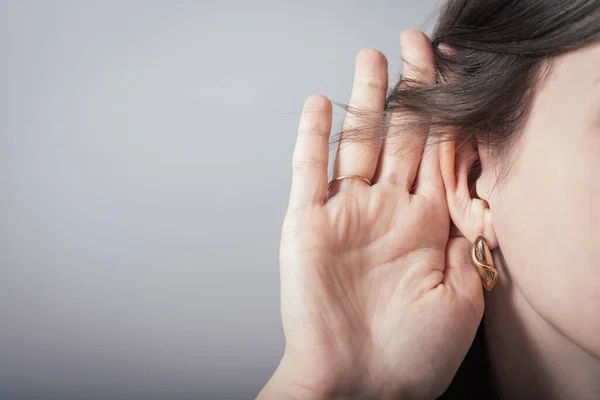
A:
[
  {"xmin": 297, "ymin": 127, "xmax": 330, "ymax": 139},
  {"xmin": 353, "ymin": 76, "xmax": 387, "ymax": 92},
  {"xmin": 292, "ymin": 155, "xmax": 327, "ymax": 171}
]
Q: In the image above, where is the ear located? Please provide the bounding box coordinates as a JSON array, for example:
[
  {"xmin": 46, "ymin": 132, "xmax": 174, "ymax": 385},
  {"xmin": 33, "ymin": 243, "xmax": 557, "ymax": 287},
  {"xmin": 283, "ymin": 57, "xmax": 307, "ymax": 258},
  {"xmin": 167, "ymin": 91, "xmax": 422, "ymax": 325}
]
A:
[{"xmin": 439, "ymin": 133, "xmax": 499, "ymax": 249}]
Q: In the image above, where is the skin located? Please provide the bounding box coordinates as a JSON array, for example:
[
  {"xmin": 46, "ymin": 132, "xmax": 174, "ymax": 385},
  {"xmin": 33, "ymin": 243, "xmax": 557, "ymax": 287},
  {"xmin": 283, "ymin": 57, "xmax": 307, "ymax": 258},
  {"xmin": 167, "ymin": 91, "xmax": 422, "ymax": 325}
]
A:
[
  {"xmin": 259, "ymin": 28, "xmax": 600, "ymax": 399},
  {"xmin": 470, "ymin": 41, "xmax": 600, "ymax": 399},
  {"xmin": 258, "ymin": 30, "xmax": 484, "ymax": 400}
]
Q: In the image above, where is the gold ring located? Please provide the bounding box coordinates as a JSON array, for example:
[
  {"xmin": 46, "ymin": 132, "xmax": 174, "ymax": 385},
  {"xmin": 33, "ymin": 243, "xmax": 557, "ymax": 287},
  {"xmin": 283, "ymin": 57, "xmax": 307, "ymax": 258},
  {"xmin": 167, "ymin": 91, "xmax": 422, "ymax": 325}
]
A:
[{"xmin": 328, "ymin": 175, "xmax": 372, "ymax": 188}]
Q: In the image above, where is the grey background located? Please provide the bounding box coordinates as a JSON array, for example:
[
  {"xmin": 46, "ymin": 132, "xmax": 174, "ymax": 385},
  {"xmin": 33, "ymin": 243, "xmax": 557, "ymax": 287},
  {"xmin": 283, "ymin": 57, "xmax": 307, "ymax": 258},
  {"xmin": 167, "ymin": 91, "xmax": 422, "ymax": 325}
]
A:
[{"xmin": 0, "ymin": 1, "xmax": 438, "ymax": 398}]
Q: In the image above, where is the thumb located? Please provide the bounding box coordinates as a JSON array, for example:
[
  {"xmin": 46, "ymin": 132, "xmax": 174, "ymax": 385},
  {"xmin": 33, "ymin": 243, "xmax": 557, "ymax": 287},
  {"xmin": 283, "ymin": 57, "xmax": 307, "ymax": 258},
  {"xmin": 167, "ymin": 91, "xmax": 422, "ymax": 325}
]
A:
[{"xmin": 443, "ymin": 237, "xmax": 485, "ymax": 318}]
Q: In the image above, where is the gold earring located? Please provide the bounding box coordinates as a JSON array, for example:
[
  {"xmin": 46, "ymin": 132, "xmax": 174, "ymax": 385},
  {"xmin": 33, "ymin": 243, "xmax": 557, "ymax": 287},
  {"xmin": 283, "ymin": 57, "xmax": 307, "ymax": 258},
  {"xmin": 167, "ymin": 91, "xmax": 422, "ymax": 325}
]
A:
[{"xmin": 471, "ymin": 234, "xmax": 498, "ymax": 291}]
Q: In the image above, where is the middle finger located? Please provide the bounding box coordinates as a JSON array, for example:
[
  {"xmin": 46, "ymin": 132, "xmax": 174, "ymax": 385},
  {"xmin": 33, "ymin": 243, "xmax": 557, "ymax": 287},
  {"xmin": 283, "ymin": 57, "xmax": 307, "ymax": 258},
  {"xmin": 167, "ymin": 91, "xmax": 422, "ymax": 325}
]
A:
[{"xmin": 375, "ymin": 29, "xmax": 436, "ymax": 191}]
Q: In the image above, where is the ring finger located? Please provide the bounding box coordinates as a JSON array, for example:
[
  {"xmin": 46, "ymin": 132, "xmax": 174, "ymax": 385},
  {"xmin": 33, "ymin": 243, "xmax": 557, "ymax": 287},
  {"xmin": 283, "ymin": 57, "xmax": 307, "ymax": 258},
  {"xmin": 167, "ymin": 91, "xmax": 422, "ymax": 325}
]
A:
[{"xmin": 330, "ymin": 49, "xmax": 388, "ymax": 195}]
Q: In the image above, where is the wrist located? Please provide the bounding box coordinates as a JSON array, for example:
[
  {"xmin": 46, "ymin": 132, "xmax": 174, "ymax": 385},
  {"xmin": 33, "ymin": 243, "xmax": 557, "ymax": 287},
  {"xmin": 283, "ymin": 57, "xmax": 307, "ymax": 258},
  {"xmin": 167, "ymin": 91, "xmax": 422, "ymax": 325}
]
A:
[{"xmin": 257, "ymin": 353, "xmax": 333, "ymax": 400}]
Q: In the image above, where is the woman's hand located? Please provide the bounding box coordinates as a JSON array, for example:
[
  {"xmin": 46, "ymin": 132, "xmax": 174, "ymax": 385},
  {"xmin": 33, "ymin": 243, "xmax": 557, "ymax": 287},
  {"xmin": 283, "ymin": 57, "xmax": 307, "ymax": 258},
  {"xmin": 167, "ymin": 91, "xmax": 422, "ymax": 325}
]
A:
[{"xmin": 259, "ymin": 30, "xmax": 484, "ymax": 400}]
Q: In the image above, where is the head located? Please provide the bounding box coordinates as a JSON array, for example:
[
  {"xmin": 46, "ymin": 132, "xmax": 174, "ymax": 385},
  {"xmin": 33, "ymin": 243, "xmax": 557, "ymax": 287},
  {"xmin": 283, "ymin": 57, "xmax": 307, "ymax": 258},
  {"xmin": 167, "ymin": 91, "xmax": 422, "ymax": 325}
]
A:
[{"xmin": 385, "ymin": 0, "xmax": 600, "ymax": 356}]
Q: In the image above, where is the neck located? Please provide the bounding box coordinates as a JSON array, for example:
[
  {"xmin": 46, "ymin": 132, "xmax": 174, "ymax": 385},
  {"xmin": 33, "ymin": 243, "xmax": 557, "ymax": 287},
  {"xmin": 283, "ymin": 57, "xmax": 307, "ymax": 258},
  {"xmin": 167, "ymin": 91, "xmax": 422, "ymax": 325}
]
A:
[{"xmin": 483, "ymin": 249, "xmax": 600, "ymax": 400}]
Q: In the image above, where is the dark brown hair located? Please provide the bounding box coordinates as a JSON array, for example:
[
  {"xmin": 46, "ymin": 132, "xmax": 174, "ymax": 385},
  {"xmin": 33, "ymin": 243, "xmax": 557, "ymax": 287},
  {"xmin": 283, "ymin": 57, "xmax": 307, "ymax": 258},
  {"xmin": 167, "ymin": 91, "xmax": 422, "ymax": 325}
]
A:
[{"xmin": 335, "ymin": 0, "xmax": 600, "ymax": 186}]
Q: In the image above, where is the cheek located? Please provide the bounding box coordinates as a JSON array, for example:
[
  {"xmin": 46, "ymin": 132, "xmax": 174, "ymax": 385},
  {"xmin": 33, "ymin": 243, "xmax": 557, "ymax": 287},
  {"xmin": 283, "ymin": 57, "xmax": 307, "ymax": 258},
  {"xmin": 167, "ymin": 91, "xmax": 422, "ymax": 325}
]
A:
[{"xmin": 491, "ymin": 136, "xmax": 600, "ymax": 356}]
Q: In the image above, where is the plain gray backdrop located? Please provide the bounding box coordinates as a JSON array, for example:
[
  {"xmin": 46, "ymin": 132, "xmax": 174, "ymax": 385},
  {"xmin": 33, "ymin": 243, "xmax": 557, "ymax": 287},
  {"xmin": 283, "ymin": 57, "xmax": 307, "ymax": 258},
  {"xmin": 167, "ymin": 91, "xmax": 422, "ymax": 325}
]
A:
[{"xmin": 0, "ymin": 1, "xmax": 439, "ymax": 398}]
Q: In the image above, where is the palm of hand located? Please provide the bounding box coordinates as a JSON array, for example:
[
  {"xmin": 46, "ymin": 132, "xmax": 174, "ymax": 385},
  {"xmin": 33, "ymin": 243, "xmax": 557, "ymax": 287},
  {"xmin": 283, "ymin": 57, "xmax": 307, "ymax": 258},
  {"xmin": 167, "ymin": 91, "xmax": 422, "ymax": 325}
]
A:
[{"xmin": 281, "ymin": 183, "xmax": 479, "ymax": 398}]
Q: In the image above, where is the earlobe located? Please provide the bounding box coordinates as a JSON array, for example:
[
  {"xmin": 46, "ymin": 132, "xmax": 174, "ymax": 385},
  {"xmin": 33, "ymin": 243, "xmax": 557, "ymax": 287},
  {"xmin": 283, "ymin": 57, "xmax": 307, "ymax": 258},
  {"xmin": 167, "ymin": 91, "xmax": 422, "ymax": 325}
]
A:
[{"xmin": 439, "ymin": 134, "xmax": 499, "ymax": 248}]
